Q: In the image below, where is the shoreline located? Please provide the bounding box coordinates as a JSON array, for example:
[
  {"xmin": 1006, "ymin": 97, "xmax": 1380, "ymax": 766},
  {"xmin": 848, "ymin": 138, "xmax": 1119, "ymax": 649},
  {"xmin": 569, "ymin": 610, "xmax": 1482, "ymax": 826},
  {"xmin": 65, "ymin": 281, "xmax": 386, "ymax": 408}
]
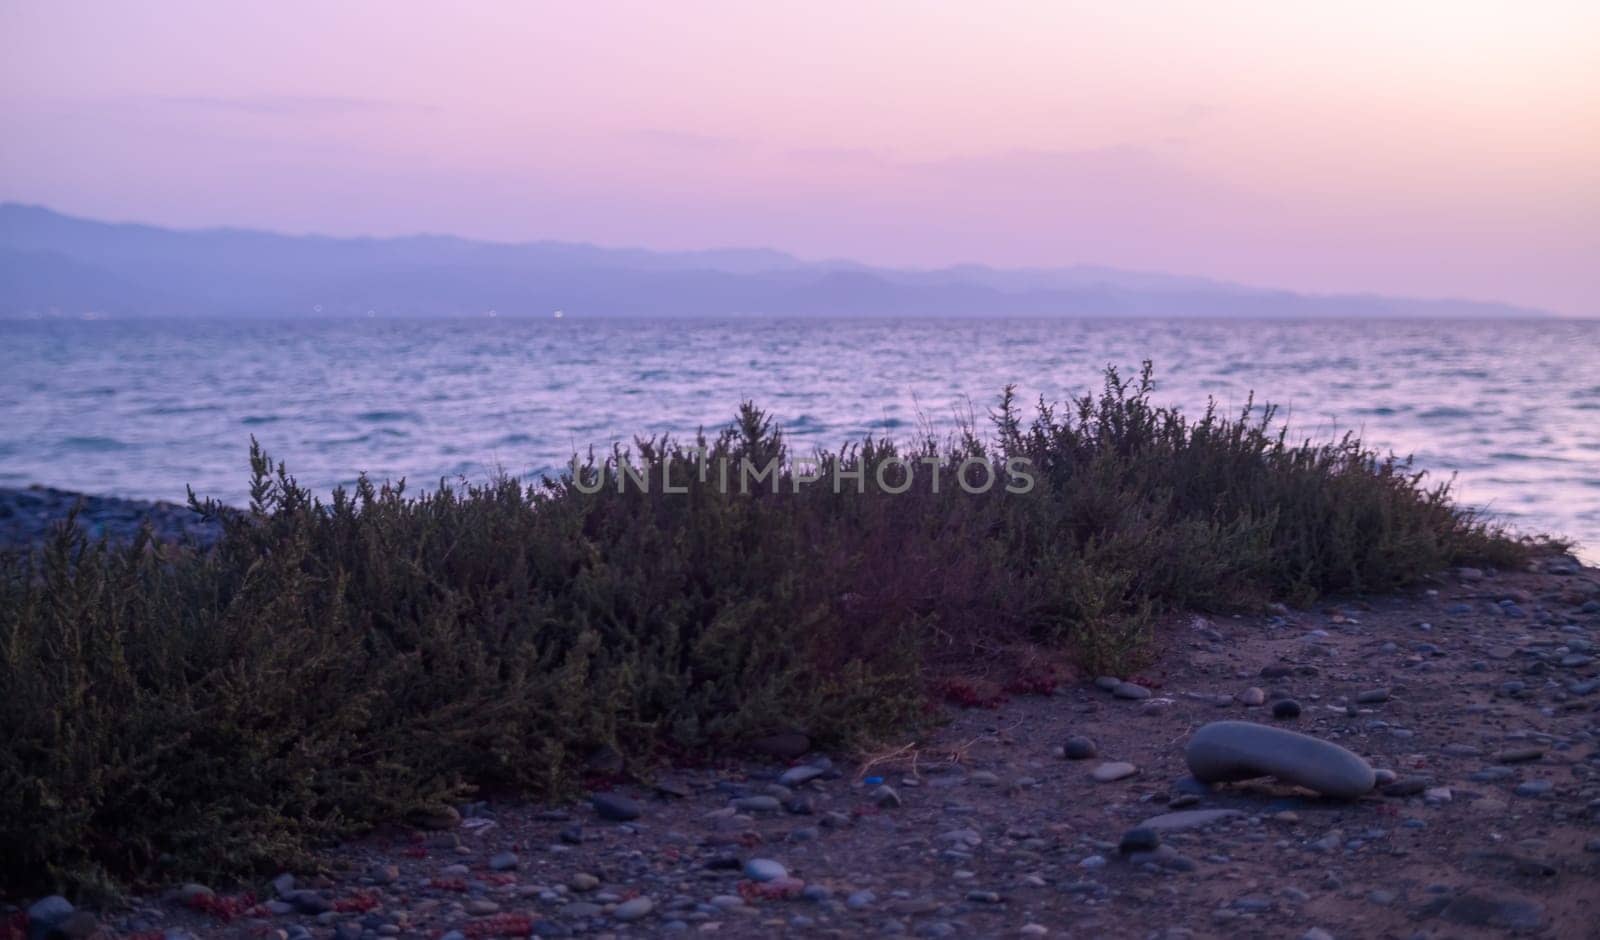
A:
[{"xmin": 0, "ymin": 484, "xmax": 223, "ymax": 550}]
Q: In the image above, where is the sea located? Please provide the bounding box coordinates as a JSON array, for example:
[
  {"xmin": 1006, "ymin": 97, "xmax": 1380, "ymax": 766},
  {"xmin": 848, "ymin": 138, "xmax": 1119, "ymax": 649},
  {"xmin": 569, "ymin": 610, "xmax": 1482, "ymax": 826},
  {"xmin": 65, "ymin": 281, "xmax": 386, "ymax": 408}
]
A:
[{"xmin": 2, "ymin": 317, "xmax": 1597, "ymax": 559}]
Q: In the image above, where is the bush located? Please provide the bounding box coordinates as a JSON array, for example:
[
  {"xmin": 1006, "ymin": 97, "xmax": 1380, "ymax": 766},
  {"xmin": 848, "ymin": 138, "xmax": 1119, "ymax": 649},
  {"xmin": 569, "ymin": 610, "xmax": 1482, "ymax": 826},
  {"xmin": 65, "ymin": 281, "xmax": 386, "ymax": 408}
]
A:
[{"xmin": 0, "ymin": 364, "xmax": 1541, "ymax": 898}]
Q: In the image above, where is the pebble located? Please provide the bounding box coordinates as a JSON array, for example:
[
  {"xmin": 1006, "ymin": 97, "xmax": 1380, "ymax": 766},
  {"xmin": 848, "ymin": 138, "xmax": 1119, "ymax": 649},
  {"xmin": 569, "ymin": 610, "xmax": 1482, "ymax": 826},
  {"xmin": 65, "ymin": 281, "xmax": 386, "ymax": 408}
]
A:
[
  {"xmin": 1090, "ymin": 761, "xmax": 1138, "ymax": 782},
  {"xmin": 1138, "ymin": 808, "xmax": 1244, "ymax": 831},
  {"xmin": 1423, "ymin": 894, "xmax": 1545, "ymax": 930},
  {"xmin": 733, "ymin": 795, "xmax": 782, "ymax": 813},
  {"xmin": 613, "ymin": 897, "xmax": 654, "ymax": 921},
  {"xmin": 777, "ymin": 765, "xmax": 825, "ymax": 787},
  {"xmin": 1237, "ymin": 687, "xmax": 1266, "ymax": 706},
  {"xmin": 26, "ymin": 896, "xmax": 75, "ymax": 929},
  {"xmin": 1113, "ymin": 682, "xmax": 1152, "ymax": 700},
  {"xmin": 591, "ymin": 793, "xmax": 642, "ymax": 821},
  {"xmin": 488, "ymin": 851, "xmax": 519, "ymax": 871},
  {"xmin": 1355, "ymin": 688, "xmax": 1390, "ymax": 704},
  {"xmin": 1382, "ymin": 777, "xmax": 1429, "ymax": 797},
  {"xmin": 743, "ymin": 858, "xmax": 788, "ymax": 882},
  {"xmin": 1514, "ymin": 779, "xmax": 1553, "ymax": 798},
  {"xmin": 1271, "ymin": 699, "xmax": 1302, "ymax": 719},
  {"xmin": 1496, "ymin": 747, "xmax": 1546, "ymax": 764},
  {"xmin": 1062, "ymin": 736, "xmax": 1097, "ymax": 760},
  {"xmin": 1118, "ymin": 827, "xmax": 1160, "ymax": 853},
  {"xmin": 177, "ymin": 884, "xmax": 215, "ymax": 905},
  {"xmin": 287, "ymin": 890, "xmax": 330, "ymax": 915}
]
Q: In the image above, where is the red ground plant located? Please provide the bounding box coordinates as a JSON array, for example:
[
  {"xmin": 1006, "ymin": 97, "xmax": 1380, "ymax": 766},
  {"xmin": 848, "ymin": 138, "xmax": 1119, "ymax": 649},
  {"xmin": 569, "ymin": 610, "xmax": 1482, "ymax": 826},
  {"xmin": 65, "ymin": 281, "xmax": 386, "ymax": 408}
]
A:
[
  {"xmin": 935, "ymin": 677, "xmax": 1007, "ymax": 709},
  {"xmin": 187, "ymin": 891, "xmax": 260, "ymax": 922},
  {"xmin": 455, "ymin": 913, "xmax": 536, "ymax": 938},
  {"xmin": 332, "ymin": 890, "xmax": 382, "ymax": 913},
  {"xmin": 737, "ymin": 878, "xmax": 806, "ymax": 902}
]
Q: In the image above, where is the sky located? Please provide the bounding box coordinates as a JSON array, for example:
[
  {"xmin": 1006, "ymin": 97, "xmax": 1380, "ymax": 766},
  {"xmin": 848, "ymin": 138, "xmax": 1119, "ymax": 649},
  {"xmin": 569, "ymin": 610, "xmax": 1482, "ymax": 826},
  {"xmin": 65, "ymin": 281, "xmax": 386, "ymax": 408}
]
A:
[{"xmin": 1, "ymin": 1, "xmax": 1597, "ymax": 314}]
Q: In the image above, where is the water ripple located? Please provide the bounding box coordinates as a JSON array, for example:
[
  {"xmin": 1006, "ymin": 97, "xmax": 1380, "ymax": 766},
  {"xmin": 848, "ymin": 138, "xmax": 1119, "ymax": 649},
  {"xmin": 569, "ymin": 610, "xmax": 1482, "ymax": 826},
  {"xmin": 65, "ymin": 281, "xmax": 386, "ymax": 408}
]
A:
[{"xmin": 1, "ymin": 316, "xmax": 1597, "ymax": 558}]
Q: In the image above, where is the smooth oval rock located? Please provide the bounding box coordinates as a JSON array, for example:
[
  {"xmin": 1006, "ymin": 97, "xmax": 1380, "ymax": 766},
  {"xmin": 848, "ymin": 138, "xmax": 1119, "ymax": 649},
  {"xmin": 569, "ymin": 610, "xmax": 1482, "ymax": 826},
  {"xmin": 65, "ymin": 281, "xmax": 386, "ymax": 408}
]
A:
[
  {"xmin": 733, "ymin": 795, "xmax": 782, "ymax": 813},
  {"xmin": 1184, "ymin": 720, "xmax": 1375, "ymax": 799},
  {"xmin": 613, "ymin": 897, "xmax": 654, "ymax": 921},
  {"xmin": 26, "ymin": 896, "xmax": 74, "ymax": 929},
  {"xmin": 743, "ymin": 858, "xmax": 788, "ymax": 882},
  {"xmin": 1062, "ymin": 736, "xmax": 1097, "ymax": 760},
  {"xmin": 1118, "ymin": 827, "xmax": 1160, "ymax": 853},
  {"xmin": 1495, "ymin": 746, "xmax": 1545, "ymax": 764},
  {"xmin": 591, "ymin": 793, "xmax": 642, "ymax": 821},
  {"xmin": 1091, "ymin": 761, "xmax": 1138, "ymax": 782},
  {"xmin": 1136, "ymin": 808, "xmax": 1244, "ymax": 832},
  {"xmin": 777, "ymin": 765, "xmax": 825, "ymax": 788}
]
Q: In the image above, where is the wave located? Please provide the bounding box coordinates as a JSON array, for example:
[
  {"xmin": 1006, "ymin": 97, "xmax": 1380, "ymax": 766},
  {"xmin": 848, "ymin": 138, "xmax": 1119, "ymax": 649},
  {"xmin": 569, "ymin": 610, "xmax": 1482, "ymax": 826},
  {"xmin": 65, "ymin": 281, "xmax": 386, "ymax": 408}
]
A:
[
  {"xmin": 1487, "ymin": 451, "xmax": 1572, "ymax": 463},
  {"xmin": 142, "ymin": 404, "xmax": 222, "ymax": 416},
  {"xmin": 355, "ymin": 410, "xmax": 421, "ymax": 423},
  {"xmin": 59, "ymin": 435, "xmax": 132, "ymax": 452},
  {"xmin": 317, "ymin": 429, "xmax": 411, "ymax": 447}
]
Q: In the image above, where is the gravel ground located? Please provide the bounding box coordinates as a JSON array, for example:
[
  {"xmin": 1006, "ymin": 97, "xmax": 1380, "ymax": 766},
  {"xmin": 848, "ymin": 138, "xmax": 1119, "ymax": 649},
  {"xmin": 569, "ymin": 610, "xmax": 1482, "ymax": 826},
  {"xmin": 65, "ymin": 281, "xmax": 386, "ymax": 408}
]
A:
[{"xmin": 8, "ymin": 529, "xmax": 1598, "ymax": 938}]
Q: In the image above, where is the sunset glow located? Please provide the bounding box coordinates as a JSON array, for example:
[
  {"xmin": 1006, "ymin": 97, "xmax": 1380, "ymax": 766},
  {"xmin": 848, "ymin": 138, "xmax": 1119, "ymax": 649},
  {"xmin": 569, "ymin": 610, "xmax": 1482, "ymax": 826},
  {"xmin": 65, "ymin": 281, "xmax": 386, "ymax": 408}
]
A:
[{"xmin": 2, "ymin": 0, "xmax": 1596, "ymax": 313}]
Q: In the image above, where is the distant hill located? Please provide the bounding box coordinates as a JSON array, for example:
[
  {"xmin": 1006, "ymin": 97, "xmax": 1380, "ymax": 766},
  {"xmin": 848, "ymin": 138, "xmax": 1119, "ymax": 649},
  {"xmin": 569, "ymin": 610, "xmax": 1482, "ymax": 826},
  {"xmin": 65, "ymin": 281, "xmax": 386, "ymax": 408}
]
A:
[{"xmin": 0, "ymin": 204, "xmax": 1553, "ymax": 319}]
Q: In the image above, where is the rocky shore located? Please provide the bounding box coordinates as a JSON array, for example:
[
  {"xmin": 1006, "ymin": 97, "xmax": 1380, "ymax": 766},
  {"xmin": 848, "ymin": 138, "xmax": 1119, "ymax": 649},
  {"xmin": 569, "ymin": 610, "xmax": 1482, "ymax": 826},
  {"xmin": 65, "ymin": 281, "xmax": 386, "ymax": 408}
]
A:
[
  {"xmin": 0, "ymin": 485, "xmax": 221, "ymax": 550},
  {"xmin": 9, "ymin": 555, "xmax": 1599, "ymax": 939}
]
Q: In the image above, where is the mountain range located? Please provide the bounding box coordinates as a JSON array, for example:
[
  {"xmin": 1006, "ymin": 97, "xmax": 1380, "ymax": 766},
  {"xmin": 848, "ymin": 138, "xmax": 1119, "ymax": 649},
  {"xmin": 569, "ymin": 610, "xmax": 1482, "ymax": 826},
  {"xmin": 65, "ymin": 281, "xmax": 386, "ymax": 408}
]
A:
[{"xmin": 0, "ymin": 204, "xmax": 1552, "ymax": 319}]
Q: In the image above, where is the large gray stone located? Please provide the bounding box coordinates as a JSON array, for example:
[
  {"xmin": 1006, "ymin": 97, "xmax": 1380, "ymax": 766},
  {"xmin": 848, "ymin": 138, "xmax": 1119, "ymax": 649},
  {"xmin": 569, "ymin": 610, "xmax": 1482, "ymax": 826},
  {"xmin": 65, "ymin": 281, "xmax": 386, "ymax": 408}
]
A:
[{"xmin": 1184, "ymin": 720, "xmax": 1375, "ymax": 799}]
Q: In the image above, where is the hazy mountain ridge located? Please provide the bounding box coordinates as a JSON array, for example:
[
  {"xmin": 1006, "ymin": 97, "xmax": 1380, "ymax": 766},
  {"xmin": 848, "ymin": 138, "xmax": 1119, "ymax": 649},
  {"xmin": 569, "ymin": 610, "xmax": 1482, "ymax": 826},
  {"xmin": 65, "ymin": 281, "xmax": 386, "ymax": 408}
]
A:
[{"xmin": 0, "ymin": 204, "xmax": 1553, "ymax": 319}]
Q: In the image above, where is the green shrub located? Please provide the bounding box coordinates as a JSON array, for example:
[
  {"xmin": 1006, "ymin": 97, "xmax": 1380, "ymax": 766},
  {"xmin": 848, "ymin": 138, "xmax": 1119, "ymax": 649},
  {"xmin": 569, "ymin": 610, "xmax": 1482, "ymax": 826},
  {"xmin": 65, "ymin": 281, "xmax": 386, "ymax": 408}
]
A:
[{"xmin": 0, "ymin": 363, "xmax": 1543, "ymax": 898}]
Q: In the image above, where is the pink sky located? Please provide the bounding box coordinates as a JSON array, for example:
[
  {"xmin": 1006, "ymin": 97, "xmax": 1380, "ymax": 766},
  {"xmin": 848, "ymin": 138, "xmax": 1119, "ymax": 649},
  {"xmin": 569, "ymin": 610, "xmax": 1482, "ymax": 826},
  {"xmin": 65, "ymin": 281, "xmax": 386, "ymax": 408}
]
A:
[{"xmin": 2, "ymin": 1, "xmax": 1596, "ymax": 314}]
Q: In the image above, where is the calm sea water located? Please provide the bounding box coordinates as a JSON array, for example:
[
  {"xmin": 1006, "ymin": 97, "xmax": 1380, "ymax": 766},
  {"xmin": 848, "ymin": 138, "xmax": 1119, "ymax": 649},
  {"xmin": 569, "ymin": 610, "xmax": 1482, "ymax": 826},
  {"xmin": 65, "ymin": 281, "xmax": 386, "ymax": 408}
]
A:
[{"xmin": 2, "ymin": 318, "xmax": 1597, "ymax": 558}]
